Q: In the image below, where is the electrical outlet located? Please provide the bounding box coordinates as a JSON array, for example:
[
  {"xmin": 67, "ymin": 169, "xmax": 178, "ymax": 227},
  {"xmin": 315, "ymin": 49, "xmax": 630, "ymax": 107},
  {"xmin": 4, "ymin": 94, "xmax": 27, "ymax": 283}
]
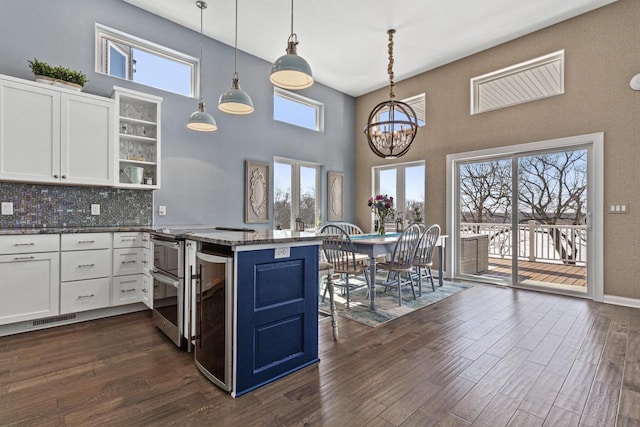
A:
[
  {"xmin": 1, "ymin": 202, "xmax": 14, "ymax": 215},
  {"xmin": 91, "ymin": 204, "xmax": 100, "ymax": 215},
  {"xmin": 159, "ymin": 205, "xmax": 166, "ymax": 216},
  {"xmin": 609, "ymin": 203, "xmax": 629, "ymax": 214}
]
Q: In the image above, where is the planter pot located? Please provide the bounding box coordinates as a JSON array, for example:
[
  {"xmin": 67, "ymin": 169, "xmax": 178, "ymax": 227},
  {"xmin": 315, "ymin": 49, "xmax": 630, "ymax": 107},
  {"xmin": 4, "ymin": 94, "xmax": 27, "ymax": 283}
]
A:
[
  {"xmin": 35, "ymin": 75, "xmax": 55, "ymax": 85},
  {"xmin": 52, "ymin": 80, "xmax": 82, "ymax": 91},
  {"xmin": 34, "ymin": 75, "xmax": 83, "ymax": 91}
]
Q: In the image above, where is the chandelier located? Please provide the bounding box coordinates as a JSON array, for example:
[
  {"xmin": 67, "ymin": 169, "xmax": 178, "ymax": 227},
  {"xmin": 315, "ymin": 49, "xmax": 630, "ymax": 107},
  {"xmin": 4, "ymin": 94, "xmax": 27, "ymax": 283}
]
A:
[{"xmin": 364, "ymin": 29, "xmax": 418, "ymax": 159}]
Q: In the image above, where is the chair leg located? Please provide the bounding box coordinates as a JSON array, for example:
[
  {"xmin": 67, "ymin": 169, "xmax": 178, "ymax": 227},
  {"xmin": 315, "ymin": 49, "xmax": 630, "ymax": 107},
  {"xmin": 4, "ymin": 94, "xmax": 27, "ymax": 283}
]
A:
[
  {"xmin": 322, "ymin": 276, "xmax": 329, "ymax": 302},
  {"xmin": 417, "ymin": 266, "xmax": 423, "ymax": 297},
  {"xmin": 429, "ymin": 267, "xmax": 435, "ymax": 292},
  {"xmin": 327, "ymin": 274, "xmax": 338, "ymax": 340},
  {"xmin": 345, "ymin": 275, "xmax": 350, "ymax": 309}
]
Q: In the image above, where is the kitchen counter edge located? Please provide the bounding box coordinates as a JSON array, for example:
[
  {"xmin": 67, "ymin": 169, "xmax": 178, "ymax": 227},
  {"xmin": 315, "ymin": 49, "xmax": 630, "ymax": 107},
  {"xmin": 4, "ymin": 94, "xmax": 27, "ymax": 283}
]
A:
[{"xmin": 0, "ymin": 226, "xmax": 151, "ymax": 235}]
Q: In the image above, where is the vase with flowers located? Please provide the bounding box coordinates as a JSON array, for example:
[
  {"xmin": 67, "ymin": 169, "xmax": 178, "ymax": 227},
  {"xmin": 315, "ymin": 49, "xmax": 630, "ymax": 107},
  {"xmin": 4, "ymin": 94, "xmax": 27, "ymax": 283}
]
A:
[{"xmin": 368, "ymin": 194, "xmax": 395, "ymax": 236}]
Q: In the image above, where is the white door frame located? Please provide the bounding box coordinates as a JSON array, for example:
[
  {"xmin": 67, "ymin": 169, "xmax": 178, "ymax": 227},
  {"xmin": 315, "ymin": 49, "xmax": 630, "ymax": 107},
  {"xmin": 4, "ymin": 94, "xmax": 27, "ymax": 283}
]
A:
[{"xmin": 445, "ymin": 132, "xmax": 604, "ymax": 302}]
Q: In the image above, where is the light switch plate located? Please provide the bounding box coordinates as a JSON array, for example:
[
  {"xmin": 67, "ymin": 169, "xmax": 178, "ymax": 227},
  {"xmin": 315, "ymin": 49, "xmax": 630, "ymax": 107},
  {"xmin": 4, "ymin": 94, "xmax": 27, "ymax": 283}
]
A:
[
  {"xmin": 1, "ymin": 202, "xmax": 14, "ymax": 215},
  {"xmin": 158, "ymin": 205, "xmax": 166, "ymax": 216},
  {"xmin": 91, "ymin": 204, "xmax": 100, "ymax": 215}
]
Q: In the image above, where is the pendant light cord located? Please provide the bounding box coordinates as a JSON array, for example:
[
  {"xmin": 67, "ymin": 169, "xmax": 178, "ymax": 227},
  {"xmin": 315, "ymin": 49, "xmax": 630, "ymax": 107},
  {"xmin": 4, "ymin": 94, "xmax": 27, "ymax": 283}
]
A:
[
  {"xmin": 388, "ymin": 29, "xmax": 395, "ymax": 99},
  {"xmin": 198, "ymin": 1, "xmax": 205, "ymax": 100},
  {"xmin": 290, "ymin": 0, "xmax": 294, "ymax": 35},
  {"xmin": 234, "ymin": 0, "xmax": 238, "ymax": 76}
]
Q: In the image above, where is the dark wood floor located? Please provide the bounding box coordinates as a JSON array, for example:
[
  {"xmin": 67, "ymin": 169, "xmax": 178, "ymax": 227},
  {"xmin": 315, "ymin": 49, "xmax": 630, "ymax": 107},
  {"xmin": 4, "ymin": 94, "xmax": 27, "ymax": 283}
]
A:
[{"xmin": 1, "ymin": 284, "xmax": 639, "ymax": 426}]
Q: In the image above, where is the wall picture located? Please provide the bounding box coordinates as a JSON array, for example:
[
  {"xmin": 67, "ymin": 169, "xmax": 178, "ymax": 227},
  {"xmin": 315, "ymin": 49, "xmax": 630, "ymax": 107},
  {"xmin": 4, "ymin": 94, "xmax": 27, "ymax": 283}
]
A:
[
  {"xmin": 245, "ymin": 160, "xmax": 270, "ymax": 223},
  {"xmin": 327, "ymin": 171, "xmax": 344, "ymax": 222}
]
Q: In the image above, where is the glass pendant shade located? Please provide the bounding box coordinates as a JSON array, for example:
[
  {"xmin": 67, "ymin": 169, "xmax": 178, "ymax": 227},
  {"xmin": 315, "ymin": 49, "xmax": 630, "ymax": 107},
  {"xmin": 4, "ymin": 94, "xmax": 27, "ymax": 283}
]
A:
[
  {"xmin": 270, "ymin": 36, "xmax": 313, "ymax": 90},
  {"xmin": 219, "ymin": 76, "xmax": 254, "ymax": 114},
  {"xmin": 188, "ymin": 0, "xmax": 217, "ymax": 132},
  {"xmin": 218, "ymin": 0, "xmax": 254, "ymax": 115},
  {"xmin": 187, "ymin": 99, "xmax": 217, "ymax": 131}
]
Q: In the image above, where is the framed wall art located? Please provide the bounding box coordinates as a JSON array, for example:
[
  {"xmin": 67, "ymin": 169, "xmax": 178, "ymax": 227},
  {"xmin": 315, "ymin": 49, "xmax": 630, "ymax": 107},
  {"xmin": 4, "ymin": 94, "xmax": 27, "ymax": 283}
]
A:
[
  {"xmin": 327, "ymin": 171, "xmax": 344, "ymax": 222},
  {"xmin": 245, "ymin": 160, "xmax": 270, "ymax": 223}
]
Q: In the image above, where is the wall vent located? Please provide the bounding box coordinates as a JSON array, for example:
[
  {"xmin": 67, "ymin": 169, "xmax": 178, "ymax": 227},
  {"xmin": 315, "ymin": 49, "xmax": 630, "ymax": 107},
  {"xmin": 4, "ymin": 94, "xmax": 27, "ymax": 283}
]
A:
[
  {"xmin": 32, "ymin": 313, "xmax": 76, "ymax": 327},
  {"xmin": 471, "ymin": 50, "xmax": 564, "ymax": 114}
]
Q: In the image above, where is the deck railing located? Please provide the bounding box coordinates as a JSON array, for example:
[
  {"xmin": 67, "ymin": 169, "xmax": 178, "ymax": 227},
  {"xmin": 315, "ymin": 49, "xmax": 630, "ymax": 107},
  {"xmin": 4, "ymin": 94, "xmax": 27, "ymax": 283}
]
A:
[{"xmin": 461, "ymin": 221, "xmax": 587, "ymax": 265}]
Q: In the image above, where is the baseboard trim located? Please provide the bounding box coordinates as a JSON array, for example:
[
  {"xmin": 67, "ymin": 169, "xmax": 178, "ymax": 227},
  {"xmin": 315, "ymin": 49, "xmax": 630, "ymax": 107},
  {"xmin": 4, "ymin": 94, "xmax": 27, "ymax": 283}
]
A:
[{"xmin": 603, "ymin": 294, "xmax": 640, "ymax": 309}]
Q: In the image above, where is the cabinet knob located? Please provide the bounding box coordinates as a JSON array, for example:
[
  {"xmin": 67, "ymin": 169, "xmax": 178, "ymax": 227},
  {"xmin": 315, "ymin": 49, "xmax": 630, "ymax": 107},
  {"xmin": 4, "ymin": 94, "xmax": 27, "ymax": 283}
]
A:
[
  {"xmin": 53, "ymin": 174, "xmax": 59, "ymax": 178},
  {"xmin": 61, "ymin": 175, "xmax": 67, "ymax": 179}
]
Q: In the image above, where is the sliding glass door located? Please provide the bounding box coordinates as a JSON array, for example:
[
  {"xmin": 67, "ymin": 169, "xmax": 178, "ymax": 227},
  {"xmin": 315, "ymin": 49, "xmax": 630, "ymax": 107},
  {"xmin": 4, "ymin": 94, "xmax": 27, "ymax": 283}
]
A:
[{"xmin": 450, "ymin": 135, "xmax": 600, "ymax": 298}]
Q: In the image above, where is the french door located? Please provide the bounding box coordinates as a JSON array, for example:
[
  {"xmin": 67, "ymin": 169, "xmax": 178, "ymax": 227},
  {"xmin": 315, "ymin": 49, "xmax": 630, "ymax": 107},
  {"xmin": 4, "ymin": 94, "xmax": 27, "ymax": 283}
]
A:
[{"xmin": 446, "ymin": 133, "xmax": 603, "ymax": 300}]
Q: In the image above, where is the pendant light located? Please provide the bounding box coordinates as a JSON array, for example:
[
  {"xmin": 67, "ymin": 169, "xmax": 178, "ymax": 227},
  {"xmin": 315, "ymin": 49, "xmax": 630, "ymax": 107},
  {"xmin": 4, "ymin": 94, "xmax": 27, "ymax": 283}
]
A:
[
  {"xmin": 218, "ymin": 0, "xmax": 254, "ymax": 114},
  {"xmin": 270, "ymin": 0, "xmax": 313, "ymax": 90},
  {"xmin": 364, "ymin": 29, "xmax": 418, "ymax": 159},
  {"xmin": 187, "ymin": 0, "xmax": 217, "ymax": 132}
]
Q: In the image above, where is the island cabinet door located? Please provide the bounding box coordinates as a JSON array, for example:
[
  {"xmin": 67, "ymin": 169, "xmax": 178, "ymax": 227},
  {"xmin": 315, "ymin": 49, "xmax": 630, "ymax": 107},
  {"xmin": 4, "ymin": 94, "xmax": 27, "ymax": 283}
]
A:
[{"xmin": 235, "ymin": 244, "xmax": 319, "ymax": 397}]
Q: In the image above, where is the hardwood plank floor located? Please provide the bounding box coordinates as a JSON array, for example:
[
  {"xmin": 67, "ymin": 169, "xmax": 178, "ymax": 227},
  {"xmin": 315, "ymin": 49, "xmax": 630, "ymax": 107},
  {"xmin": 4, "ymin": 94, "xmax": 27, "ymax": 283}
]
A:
[{"xmin": 1, "ymin": 283, "xmax": 640, "ymax": 426}]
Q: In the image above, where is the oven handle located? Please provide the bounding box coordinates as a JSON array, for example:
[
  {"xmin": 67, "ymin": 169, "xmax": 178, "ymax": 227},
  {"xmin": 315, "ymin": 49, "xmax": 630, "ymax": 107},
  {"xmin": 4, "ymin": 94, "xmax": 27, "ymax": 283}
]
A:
[
  {"xmin": 196, "ymin": 252, "xmax": 231, "ymax": 263},
  {"xmin": 149, "ymin": 270, "xmax": 180, "ymax": 288},
  {"xmin": 151, "ymin": 239, "xmax": 181, "ymax": 250}
]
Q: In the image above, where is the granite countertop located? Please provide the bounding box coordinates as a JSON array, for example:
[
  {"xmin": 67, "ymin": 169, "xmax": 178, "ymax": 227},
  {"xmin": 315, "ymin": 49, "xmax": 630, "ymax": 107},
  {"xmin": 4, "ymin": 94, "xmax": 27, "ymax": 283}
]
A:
[
  {"xmin": 0, "ymin": 226, "xmax": 151, "ymax": 235},
  {"xmin": 183, "ymin": 229, "xmax": 323, "ymax": 248}
]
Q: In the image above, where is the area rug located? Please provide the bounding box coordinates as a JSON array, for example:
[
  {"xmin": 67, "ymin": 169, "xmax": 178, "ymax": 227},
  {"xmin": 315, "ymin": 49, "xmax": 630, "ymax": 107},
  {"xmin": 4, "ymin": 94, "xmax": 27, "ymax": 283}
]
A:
[{"xmin": 318, "ymin": 280, "xmax": 471, "ymax": 327}]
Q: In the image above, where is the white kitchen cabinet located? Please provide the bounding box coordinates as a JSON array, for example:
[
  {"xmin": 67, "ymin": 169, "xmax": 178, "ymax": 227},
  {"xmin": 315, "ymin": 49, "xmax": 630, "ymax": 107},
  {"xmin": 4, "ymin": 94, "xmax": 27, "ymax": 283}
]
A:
[
  {"xmin": 112, "ymin": 87, "xmax": 162, "ymax": 189},
  {"xmin": 60, "ymin": 278, "xmax": 110, "ymax": 315},
  {"xmin": 0, "ymin": 74, "xmax": 115, "ymax": 186},
  {"xmin": 0, "ymin": 235, "xmax": 60, "ymax": 326}
]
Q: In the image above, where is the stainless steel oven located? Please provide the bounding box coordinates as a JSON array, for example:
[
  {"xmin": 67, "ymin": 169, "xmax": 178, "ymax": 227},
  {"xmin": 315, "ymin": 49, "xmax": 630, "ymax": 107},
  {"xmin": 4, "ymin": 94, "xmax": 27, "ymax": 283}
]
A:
[{"xmin": 150, "ymin": 236, "xmax": 186, "ymax": 348}]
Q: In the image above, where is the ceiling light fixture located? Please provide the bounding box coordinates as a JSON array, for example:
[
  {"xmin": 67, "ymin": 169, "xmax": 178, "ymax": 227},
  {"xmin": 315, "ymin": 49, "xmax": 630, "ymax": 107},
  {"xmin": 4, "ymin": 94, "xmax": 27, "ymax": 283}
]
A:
[
  {"xmin": 187, "ymin": 0, "xmax": 217, "ymax": 132},
  {"xmin": 364, "ymin": 29, "xmax": 418, "ymax": 159},
  {"xmin": 218, "ymin": 0, "xmax": 254, "ymax": 114},
  {"xmin": 270, "ymin": 0, "xmax": 313, "ymax": 90}
]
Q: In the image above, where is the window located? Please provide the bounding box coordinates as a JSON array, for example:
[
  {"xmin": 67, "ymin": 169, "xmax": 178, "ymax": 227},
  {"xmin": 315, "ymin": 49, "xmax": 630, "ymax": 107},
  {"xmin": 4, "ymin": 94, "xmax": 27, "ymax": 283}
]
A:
[
  {"xmin": 470, "ymin": 50, "xmax": 565, "ymax": 114},
  {"xmin": 96, "ymin": 24, "xmax": 197, "ymax": 97},
  {"xmin": 273, "ymin": 88, "xmax": 324, "ymax": 131},
  {"xmin": 377, "ymin": 93, "xmax": 426, "ymax": 127},
  {"xmin": 274, "ymin": 158, "xmax": 322, "ymax": 230},
  {"xmin": 373, "ymin": 161, "xmax": 425, "ymax": 227}
]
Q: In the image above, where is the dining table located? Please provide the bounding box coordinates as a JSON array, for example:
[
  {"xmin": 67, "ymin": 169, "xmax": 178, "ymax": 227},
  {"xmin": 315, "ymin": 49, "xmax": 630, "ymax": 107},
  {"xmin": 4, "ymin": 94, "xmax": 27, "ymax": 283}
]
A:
[{"xmin": 349, "ymin": 232, "xmax": 448, "ymax": 311}]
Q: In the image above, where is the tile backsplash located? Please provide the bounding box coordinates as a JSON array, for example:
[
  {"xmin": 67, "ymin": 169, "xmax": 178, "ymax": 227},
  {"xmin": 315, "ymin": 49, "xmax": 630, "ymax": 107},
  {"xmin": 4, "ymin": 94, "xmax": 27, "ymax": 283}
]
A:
[{"xmin": 0, "ymin": 183, "xmax": 152, "ymax": 228}]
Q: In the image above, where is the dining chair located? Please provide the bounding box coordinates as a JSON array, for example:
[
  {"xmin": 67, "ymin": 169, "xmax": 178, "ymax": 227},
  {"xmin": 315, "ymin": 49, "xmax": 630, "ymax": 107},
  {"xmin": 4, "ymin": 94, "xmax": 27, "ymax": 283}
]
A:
[
  {"xmin": 412, "ymin": 224, "xmax": 441, "ymax": 295},
  {"xmin": 376, "ymin": 223, "xmax": 422, "ymax": 306},
  {"xmin": 326, "ymin": 222, "xmax": 364, "ymax": 235},
  {"xmin": 319, "ymin": 224, "xmax": 370, "ymax": 308}
]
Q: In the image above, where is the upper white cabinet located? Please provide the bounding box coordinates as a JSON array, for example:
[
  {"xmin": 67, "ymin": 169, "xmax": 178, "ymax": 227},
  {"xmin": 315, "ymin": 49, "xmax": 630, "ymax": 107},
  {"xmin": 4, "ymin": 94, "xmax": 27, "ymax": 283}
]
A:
[
  {"xmin": 112, "ymin": 87, "xmax": 162, "ymax": 189},
  {"xmin": 0, "ymin": 74, "xmax": 115, "ymax": 186}
]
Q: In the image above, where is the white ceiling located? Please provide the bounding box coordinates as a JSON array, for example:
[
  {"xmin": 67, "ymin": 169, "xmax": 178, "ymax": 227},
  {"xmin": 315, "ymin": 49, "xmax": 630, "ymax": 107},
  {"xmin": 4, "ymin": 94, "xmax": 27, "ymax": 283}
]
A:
[{"xmin": 123, "ymin": 0, "xmax": 617, "ymax": 97}]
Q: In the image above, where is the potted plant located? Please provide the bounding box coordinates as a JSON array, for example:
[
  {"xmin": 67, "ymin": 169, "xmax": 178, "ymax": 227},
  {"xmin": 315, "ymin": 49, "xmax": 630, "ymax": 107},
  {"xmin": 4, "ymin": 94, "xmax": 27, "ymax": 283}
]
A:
[{"xmin": 27, "ymin": 58, "xmax": 87, "ymax": 91}]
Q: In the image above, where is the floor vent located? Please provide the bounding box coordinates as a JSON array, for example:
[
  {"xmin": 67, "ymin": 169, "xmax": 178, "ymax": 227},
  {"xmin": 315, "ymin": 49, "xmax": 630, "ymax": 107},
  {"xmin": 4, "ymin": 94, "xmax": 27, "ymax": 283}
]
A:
[
  {"xmin": 471, "ymin": 50, "xmax": 564, "ymax": 114},
  {"xmin": 32, "ymin": 313, "xmax": 76, "ymax": 327}
]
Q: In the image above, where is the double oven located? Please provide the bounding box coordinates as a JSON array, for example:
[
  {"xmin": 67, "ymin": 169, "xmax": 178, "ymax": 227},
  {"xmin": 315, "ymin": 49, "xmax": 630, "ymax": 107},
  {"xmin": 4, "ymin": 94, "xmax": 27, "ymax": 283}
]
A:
[{"xmin": 149, "ymin": 232, "xmax": 190, "ymax": 348}]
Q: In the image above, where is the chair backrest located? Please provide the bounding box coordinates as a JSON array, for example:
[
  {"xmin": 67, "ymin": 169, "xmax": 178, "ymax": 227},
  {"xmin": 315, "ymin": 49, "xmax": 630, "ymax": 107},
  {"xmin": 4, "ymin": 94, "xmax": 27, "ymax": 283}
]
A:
[
  {"xmin": 325, "ymin": 222, "xmax": 363, "ymax": 235},
  {"xmin": 387, "ymin": 224, "xmax": 422, "ymax": 270},
  {"xmin": 319, "ymin": 224, "xmax": 358, "ymax": 272},
  {"xmin": 415, "ymin": 224, "xmax": 441, "ymax": 266}
]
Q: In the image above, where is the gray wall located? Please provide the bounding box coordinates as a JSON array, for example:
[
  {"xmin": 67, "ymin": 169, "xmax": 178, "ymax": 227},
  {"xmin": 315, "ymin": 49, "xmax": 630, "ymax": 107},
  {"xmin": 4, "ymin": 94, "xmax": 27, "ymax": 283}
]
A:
[{"xmin": 0, "ymin": 0, "xmax": 355, "ymax": 228}]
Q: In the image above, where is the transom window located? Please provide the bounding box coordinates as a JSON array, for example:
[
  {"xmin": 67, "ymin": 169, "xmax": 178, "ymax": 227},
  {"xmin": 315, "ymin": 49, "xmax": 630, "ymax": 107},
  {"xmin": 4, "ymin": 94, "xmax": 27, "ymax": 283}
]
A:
[
  {"xmin": 377, "ymin": 93, "xmax": 426, "ymax": 127},
  {"xmin": 273, "ymin": 88, "xmax": 324, "ymax": 132},
  {"xmin": 95, "ymin": 24, "xmax": 197, "ymax": 97}
]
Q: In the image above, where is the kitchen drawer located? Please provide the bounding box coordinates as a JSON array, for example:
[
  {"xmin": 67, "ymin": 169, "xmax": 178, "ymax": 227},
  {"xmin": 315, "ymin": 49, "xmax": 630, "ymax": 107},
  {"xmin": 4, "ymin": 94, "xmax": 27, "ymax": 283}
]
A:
[
  {"xmin": 0, "ymin": 234, "xmax": 59, "ymax": 255},
  {"xmin": 61, "ymin": 233, "xmax": 111, "ymax": 251},
  {"xmin": 114, "ymin": 232, "xmax": 145, "ymax": 248},
  {"xmin": 113, "ymin": 247, "xmax": 143, "ymax": 276},
  {"xmin": 112, "ymin": 275, "xmax": 142, "ymax": 306},
  {"xmin": 61, "ymin": 249, "xmax": 110, "ymax": 282},
  {"xmin": 60, "ymin": 277, "xmax": 110, "ymax": 314}
]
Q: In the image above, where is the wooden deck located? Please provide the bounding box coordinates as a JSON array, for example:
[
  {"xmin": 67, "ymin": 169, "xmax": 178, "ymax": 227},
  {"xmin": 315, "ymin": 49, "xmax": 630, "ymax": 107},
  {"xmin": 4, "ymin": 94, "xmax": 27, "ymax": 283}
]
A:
[{"xmin": 475, "ymin": 256, "xmax": 587, "ymax": 288}]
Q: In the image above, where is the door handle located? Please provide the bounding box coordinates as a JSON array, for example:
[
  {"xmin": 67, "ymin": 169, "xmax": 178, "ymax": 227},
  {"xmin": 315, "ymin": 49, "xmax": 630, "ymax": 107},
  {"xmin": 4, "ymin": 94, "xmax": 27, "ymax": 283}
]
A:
[{"xmin": 585, "ymin": 212, "xmax": 592, "ymax": 230}]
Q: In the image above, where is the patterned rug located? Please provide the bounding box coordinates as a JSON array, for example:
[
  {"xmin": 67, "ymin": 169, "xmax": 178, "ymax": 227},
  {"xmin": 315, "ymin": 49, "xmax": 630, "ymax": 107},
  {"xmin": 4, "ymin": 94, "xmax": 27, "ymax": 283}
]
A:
[{"xmin": 318, "ymin": 279, "xmax": 471, "ymax": 328}]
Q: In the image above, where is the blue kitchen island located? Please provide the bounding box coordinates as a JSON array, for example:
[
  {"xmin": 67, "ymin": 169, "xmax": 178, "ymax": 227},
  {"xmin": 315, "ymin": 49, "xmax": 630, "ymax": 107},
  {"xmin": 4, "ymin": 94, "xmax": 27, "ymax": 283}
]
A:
[{"xmin": 184, "ymin": 229, "xmax": 322, "ymax": 398}]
